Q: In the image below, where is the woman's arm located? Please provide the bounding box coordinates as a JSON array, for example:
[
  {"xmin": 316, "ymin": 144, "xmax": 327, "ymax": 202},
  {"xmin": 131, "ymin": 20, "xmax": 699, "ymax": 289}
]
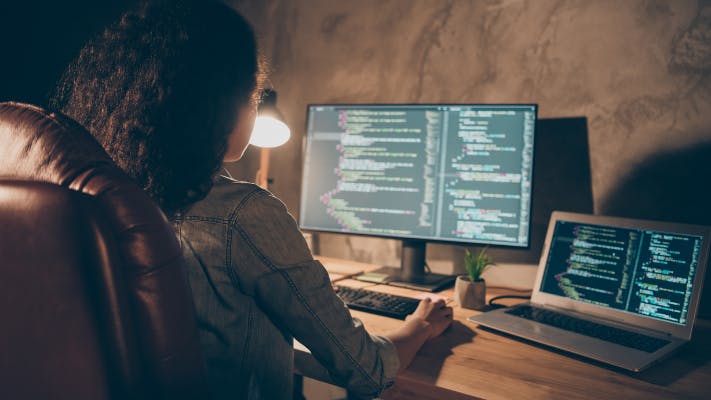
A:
[
  {"xmin": 385, "ymin": 297, "xmax": 453, "ymax": 371},
  {"xmin": 231, "ymin": 189, "xmax": 452, "ymax": 396}
]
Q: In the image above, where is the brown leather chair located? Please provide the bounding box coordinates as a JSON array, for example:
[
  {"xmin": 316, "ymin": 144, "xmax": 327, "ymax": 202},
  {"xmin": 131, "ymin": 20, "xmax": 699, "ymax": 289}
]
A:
[{"xmin": 0, "ymin": 102, "xmax": 207, "ymax": 399}]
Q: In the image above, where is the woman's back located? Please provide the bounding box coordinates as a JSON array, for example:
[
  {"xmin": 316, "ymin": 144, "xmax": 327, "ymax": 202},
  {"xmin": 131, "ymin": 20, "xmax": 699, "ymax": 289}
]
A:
[{"xmin": 176, "ymin": 175, "xmax": 399, "ymax": 399}]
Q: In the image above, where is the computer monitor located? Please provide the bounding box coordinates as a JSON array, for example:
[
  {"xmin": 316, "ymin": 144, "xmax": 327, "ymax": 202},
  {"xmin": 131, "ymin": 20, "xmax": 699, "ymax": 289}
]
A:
[
  {"xmin": 299, "ymin": 104, "xmax": 537, "ymax": 291},
  {"xmin": 486, "ymin": 117, "xmax": 593, "ymax": 265}
]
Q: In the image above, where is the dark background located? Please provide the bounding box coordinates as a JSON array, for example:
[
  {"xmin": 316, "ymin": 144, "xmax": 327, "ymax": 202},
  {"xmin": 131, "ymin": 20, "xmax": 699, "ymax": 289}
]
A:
[{"xmin": 0, "ymin": 1, "xmax": 138, "ymax": 105}]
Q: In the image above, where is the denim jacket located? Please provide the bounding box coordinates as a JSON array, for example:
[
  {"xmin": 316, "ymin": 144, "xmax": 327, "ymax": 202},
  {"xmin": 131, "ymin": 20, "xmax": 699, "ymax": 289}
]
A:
[{"xmin": 173, "ymin": 175, "xmax": 399, "ymax": 399}]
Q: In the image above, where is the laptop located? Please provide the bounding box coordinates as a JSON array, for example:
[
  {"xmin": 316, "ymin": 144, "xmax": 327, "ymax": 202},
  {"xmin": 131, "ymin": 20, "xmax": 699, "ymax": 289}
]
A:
[{"xmin": 468, "ymin": 211, "xmax": 710, "ymax": 372}]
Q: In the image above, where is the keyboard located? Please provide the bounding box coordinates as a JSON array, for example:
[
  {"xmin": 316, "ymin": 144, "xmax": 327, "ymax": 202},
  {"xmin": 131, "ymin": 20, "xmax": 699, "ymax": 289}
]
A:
[
  {"xmin": 506, "ymin": 305, "xmax": 670, "ymax": 353},
  {"xmin": 335, "ymin": 285, "xmax": 420, "ymax": 320}
]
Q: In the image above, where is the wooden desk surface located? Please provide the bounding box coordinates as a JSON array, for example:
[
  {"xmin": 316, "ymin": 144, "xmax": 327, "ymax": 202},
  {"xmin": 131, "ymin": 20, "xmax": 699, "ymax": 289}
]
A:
[{"xmin": 299, "ymin": 257, "xmax": 711, "ymax": 400}]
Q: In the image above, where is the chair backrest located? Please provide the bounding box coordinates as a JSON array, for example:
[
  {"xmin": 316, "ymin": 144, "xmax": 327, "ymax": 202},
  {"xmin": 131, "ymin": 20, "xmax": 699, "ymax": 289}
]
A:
[{"xmin": 0, "ymin": 102, "xmax": 207, "ymax": 399}]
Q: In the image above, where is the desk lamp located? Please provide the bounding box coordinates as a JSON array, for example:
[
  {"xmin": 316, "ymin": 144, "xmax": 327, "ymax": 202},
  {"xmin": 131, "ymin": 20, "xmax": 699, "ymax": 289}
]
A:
[{"xmin": 249, "ymin": 89, "xmax": 291, "ymax": 188}]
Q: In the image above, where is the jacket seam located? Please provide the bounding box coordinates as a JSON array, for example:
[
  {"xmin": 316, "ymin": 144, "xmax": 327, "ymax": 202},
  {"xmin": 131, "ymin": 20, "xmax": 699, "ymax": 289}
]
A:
[
  {"xmin": 225, "ymin": 186, "xmax": 264, "ymax": 270},
  {"xmin": 180, "ymin": 215, "xmax": 229, "ymax": 224},
  {"xmin": 239, "ymin": 301, "xmax": 254, "ymax": 375}
]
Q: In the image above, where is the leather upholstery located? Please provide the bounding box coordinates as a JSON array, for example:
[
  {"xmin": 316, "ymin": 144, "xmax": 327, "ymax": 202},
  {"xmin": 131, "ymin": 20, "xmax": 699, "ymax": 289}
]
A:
[{"xmin": 0, "ymin": 102, "xmax": 207, "ymax": 399}]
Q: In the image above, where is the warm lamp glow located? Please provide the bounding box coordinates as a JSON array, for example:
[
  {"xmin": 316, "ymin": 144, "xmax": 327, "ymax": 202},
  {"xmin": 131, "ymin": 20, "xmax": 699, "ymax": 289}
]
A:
[
  {"xmin": 249, "ymin": 116, "xmax": 291, "ymax": 148},
  {"xmin": 249, "ymin": 89, "xmax": 290, "ymax": 189}
]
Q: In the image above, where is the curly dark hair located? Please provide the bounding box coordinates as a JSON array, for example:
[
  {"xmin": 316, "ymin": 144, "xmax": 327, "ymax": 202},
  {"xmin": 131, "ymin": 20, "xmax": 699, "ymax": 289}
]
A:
[{"xmin": 50, "ymin": 0, "xmax": 266, "ymax": 217}]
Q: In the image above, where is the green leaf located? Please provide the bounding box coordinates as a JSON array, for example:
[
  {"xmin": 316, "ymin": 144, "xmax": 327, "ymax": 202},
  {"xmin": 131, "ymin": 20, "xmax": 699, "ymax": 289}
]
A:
[{"xmin": 464, "ymin": 247, "xmax": 494, "ymax": 282}]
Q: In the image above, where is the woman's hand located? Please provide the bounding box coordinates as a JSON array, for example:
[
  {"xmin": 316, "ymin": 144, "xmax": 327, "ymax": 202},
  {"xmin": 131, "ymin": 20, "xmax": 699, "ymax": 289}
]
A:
[
  {"xmin": 387, "ymin": 297, "xmax": 454, "ymax": 370},
  {"xmin": 406, "ymin": 298, "xmax": 453, "ymax": 339}
]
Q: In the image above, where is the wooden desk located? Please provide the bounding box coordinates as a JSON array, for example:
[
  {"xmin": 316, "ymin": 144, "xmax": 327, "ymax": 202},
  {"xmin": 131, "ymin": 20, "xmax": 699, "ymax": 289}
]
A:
[{"xmin": 295, "ymin": 257, "xmax": 711, "ymax": 400}]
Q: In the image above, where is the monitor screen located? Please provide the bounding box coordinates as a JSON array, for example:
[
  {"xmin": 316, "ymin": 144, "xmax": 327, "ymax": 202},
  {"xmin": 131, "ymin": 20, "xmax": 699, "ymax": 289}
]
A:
[{"xmin": 299, "ymin": 104, "xmax": 537, "ymax": 248}]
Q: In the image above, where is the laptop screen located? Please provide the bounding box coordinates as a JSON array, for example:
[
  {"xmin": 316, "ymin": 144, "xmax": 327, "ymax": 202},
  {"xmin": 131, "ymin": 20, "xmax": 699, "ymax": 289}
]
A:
[{"xmin": 540, "ymin": 221, "xmax": 703, "ymax": 326}]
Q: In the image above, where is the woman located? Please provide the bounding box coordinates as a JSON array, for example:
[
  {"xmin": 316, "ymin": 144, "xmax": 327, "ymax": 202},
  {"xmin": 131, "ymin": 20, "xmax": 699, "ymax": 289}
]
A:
[{"xmin": 51, "ymin": 1, "xmax": 453, "ymax": 399}]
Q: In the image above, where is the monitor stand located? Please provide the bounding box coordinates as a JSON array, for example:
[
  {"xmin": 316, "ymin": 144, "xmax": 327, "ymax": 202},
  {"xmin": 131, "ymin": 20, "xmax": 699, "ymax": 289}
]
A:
[{"xmin": 365, "ymin": 240, "xmax": 456, "ymax": 292}]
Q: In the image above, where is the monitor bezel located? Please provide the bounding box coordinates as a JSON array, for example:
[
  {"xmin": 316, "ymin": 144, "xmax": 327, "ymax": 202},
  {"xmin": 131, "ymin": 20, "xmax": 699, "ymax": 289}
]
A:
[{"xmin": 298, "ymin": 103, "xmax": 538, "ymax": 250}]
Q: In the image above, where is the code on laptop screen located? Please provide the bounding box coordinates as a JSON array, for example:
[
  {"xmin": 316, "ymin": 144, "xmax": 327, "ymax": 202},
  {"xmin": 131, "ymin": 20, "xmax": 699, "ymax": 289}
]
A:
[{"xmin": 540, "ymin": 221, "xmax": 702, "ymax": 325}]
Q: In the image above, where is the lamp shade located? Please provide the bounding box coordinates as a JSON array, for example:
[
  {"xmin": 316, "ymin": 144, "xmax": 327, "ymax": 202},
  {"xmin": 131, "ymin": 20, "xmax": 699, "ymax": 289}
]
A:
[
  {"xmin": 249, "ymin": 89, "xmax": 291, "ymax": 148},
  {"xmin": 249, "ymin": 116, "xmax": 290, "ymax": 148}
]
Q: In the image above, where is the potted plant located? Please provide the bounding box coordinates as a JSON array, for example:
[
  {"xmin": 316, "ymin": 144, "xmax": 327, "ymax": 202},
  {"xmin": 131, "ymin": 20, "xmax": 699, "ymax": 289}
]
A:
[{"xmin": 455, "ymin": 247, "xmax": 494, "ymax": 310}]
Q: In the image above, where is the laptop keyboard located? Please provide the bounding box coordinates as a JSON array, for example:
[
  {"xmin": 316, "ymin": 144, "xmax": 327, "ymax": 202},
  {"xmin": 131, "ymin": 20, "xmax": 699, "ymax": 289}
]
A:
[
  {"xmin": 506, "ymin": 305, "xmax": 670, "ymax": 353},
  {"xmin": 335, "ymin": 285, "xmax": 420, "ymax": 320}
]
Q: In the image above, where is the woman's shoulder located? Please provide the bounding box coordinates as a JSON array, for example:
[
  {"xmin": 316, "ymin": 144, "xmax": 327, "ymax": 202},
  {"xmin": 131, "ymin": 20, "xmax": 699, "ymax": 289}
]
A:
[{"xmin": 183, "ymin": 174, "xmax": 270, "ymax": 221}]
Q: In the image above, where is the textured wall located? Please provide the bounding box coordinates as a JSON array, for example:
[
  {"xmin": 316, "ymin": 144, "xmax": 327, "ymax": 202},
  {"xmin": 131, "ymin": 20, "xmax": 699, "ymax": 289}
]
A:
[{"xmin": 226, "ymin": 0, "xmax": 711, "ymax": 272}]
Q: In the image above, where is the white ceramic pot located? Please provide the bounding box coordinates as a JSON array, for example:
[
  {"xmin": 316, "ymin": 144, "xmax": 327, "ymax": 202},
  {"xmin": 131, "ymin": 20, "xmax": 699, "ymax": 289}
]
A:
[{"xmin": 454, "ymin": 275, "xmax": 486, "ymax": 310}]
